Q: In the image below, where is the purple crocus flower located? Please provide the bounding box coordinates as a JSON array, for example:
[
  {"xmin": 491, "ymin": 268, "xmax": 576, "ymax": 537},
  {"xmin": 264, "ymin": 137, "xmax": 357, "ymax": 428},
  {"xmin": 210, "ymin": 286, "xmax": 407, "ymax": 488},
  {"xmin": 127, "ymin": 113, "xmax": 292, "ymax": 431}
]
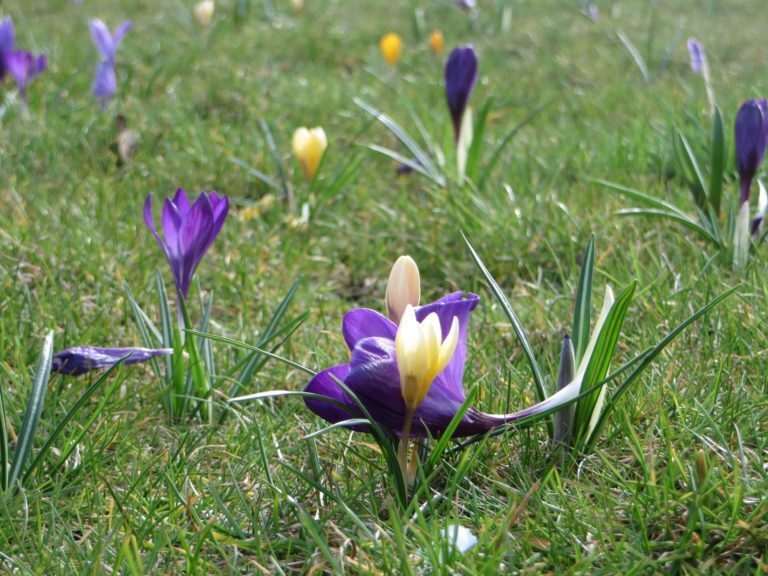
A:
[
  {"xmin": 144, "ymin": 188, "xmax": 229, "ymax": 299},
  {"xmin": 687, "ymin": 38, "xmax": 705, "ymax": 75},
  {"xmin": 4, "ymin": 50, "xmax": 46, "ymax": 99},
  {"xmin": 0, "ymin": 16, "xmax": 15, "ymax": 80},
  {"xmin": 445, "ymin": 45, "xmax": 478, "ymax": 142},
  {"xmin": 52, "ymin": 346, "xmax": 172, "ymax": 376},
  {"xmin": 456, "ymin": 0, "xmax": 477, "ymax": 10},
  {"xmin": 734, "ymin": 99, "xmax": 768, "ymax": 204},
  {"xmin": 90, "ymin": 19, "xmax": 132, "ymax": 102},
  {"xmin": 304, "ymin": 293, "xmax": 575, "ymax": 438}
]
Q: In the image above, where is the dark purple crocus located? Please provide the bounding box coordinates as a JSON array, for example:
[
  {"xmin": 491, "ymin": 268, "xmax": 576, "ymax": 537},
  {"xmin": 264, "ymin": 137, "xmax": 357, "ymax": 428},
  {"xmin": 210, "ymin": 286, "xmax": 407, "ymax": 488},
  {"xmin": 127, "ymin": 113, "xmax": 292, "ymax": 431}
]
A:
[
  {"xmin": 445, "ymin": 45, "xmax": 478, "ymax": 142},
  {"xmin": 304, "ymin": 293, "xmax": 574, "ymax": 438},
  {"xmin": 90, "ymin": 19, "xmax": 132, "ymax": 102},
  {"xmin": 734, "ymin": 99, "xmax": 768, "ymax": 204},
  {"xmin": 144, "ymin": 189, "xmax": 229, "ymax": 299},
  {"xmin": 0, "ymin": 16, "xmax": 15, "ymax": 80},
  {"xmin": 687, "ymin": 38, "xmax": 705, "ymax": 75},
  {"xmin": 52, "ymin": 346, "xmax": 171, "ymax": 376}
]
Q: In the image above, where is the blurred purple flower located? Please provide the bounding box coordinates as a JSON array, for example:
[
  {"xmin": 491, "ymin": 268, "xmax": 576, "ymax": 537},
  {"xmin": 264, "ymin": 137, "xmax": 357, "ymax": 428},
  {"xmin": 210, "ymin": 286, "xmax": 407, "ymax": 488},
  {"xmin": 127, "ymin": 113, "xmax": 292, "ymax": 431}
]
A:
[
  {"xmin": 0, "ymin": 16, "xmax": 15, "ymax": 80},
  {"xmin": 90, "ymin": 19, "xmax": 131, "ymax": 102},
  {"xmin": 687, "ymin": 38, "xmax": 705, "ymax": 74},
  {"xmin": 303, "ymin": 293, "xmax": 572, "ymax": 438},
  {"xmin": 4, "ymin": 50, "xmax": 46, "ymax": 99},
  {"xmin": 144, "ymin": 188, "xmax": 229, "ymax": 299},
  {"xmin": 456, "ymin": 0, "xmax": 476, "ymax": 10},
  {"xmin": 445, "ymin": 45, "xmax": 478, "ymax": 142},
  {"xmin": 735, "ymin": 99, "xmax": 768, "ymax": 204},
  {"xmin": 52, "ymin": 346, "xmax": 171, "ymax": 376}
]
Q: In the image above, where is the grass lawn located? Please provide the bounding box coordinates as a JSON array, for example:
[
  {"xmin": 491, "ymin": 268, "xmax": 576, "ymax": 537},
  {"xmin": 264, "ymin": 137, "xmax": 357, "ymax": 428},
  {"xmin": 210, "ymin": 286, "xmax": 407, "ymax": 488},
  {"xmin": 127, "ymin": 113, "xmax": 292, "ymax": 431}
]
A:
[{"xmin": 1, "ymin": 0, "xmax": 767, "ymax": 573}]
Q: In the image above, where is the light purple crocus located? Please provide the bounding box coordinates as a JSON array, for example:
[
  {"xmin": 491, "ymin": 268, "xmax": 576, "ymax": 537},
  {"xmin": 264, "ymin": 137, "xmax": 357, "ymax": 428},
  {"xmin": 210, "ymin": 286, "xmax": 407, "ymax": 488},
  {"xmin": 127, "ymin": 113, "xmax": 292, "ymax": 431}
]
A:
[
  {"xmin": 4, "ymin": 50, "xmax": 46, "ymax": 99},
  {"xmin": 90, "ymin": 19, "xmax": 131, "ymax": 102},
  {"xmin": 456, "ymin": 0, "xmax": 477, "ymax": 10},
  {"xmin": 52, "ymin": 346, "xmax": 171, "ymax": 376},
  {"xmin": 445, "ymin": 45, "xmax": 478, "ymax": 142},
  {"xmin": 687, "ymin": 38, "xmax": 705, "ymax": 75},
  {"xmin": 304, "ymin": 293, "xmax": 572, "ymax": 438},
  {"xmin": 0, "ymin": 16, "xmax": 15, "ymax": 80},
  {"xmin": 734, "ymin": 99, "xmax": 768, "ymax": 204},
  {"xmin": 144, "ymin": 188, "xmax": 229, "ymax": 299}
]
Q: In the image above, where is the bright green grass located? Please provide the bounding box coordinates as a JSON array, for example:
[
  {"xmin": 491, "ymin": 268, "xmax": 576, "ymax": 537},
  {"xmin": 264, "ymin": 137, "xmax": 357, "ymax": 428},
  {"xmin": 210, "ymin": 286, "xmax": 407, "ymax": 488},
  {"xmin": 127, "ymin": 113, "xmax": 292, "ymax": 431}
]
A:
[{"xmin": 1, "ymin": 0, "xmax": 767, "ymax": 573}]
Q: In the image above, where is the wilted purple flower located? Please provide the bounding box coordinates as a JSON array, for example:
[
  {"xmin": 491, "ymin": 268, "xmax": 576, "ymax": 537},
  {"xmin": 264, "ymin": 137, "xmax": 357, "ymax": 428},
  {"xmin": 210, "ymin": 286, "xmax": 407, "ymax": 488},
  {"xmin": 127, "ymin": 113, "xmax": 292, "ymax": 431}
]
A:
[
  {"xmin": 735, "ymin": 99, "xmax": 768, "ymax": 204},
  {"xmin": 304, "ymin": 293, "xmax": 575, "ymax": 438},
  {"xmin": 4, "ymin": 50, "xmax": 46, "ymax": 99},
  {"xmin": 144, "ymin": 188, "xmax": 229, "ymax": 299},
  {"xmin": 90, "ymin": 19, "xmax": 131, "ymax": 102},
  {"xmin": 0, "ymin": 16, "xmax": 15, "ymax": 80},
  {"xmin": 445, "ymin": 45, "xmax": 478, "ymax": 142},
  {"xmin": 687, "ymin": 38, "xmax": 705, "ymax": 75},
  {"xmin": 52, "ymin": 346, "xmax": 171, "ymax": 376}
]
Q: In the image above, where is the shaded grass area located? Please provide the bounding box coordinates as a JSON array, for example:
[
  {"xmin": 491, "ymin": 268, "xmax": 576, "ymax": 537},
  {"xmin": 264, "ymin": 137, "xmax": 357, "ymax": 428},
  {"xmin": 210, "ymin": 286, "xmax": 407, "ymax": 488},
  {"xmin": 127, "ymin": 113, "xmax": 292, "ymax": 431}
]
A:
[{"xmin": 1, "ymin": 0, "xmax": 767, "ymax": 572}]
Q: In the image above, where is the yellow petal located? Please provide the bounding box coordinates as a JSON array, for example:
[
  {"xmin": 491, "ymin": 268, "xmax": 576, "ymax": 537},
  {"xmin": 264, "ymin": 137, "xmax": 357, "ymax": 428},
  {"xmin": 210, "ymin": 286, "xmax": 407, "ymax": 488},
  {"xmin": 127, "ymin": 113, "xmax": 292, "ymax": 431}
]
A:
[{"xmin": 379, "ymin": 33, "xmax": 403, "ymax": 66}]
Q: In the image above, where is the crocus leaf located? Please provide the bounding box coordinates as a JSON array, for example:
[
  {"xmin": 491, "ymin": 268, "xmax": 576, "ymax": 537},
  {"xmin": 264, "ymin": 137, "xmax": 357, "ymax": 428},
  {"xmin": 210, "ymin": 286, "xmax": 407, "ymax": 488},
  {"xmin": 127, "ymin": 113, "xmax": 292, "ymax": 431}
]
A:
[
  {"xmin": 462, "ymin": 232, "xmax": 548, "ymax": 403},
  {"xmin": 228, "ymin": 156, "xmax": 281, "ymax": 192},
  {"xmin": 616, "ymin": 209, "xmax": 721, "ymax": 246},
  {"xmin": 0, "ymin": 376, "xmax": 8, "ymax": 491},
  {"xmin": 572, "ymin": 234, "xmax": 595, "ymax": 363},
  {"xmin": 709, "ymin": 106, "xmax": 725, "ymax": 218},
  {"xmin": 466, "ymin": 97, "xmax": 493, "ymax": 183},
  {"xmin": 260, "ymin": 120, "xmax": 290, "ymax": 205},
  {"xmin": 676, "ymin": 129, "xmax": 709, "ymax": 210},
  {"xmin": 617, "ymin": 30, "xmax": 649, "ymax": 84},
  {"xmin": 8, "ymin": 331, "xmax": 54, "ymax": 489}
]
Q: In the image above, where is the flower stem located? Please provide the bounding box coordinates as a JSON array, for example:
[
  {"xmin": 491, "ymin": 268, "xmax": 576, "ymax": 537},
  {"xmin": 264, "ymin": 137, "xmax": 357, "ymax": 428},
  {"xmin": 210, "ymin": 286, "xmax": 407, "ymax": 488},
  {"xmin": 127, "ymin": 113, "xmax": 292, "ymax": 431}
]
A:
[{"xmin": 397, "ymin": 405, "xmax": 415, "ymax": 484}]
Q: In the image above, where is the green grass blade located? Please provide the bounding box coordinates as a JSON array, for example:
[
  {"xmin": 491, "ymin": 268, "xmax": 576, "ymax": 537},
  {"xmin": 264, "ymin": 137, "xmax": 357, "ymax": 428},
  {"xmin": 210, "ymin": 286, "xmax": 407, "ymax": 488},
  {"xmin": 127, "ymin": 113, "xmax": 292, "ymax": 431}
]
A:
[
  {"xmin": 572, "ymin": 234, "xmax": 595, "ymax": 363},
  {"xmin": 676, "ymin": 129, "xmax": 709, "ymax": 209},
  {"xmin": 228, "ymin": 156, "xmax": 281, "ymax": 192},
  {"xmin": 8, "ymin": 330, "xmax": 54, "ymax": 489},
  {"xmin": 362, "ymin": 144, "xmax": 441, "ymax": 184},
  {"xmin": 616, "ymin": 208, "xmax": 722, "ymax": 245},
  {"xmin": 466, "ymin": 97, "xmax": 493, "ymax": 183},
  {"xmin": 617, "ymin": 30, "xmax": 649, "ymax": 83},
  {"xmin": 595, "ymin": 178, "xmax": 691, "ymax": 218},
  {"xmin": 584, "ymin": 286, "xmax": 736, "ymax": 454},
  {"xmin": 708, "ymin": 106, "xmax": 725, "ymax": 218},
  {"xmin": 478, "ymin": 99, "xmax": 553, "ymax": 190},
  {"xmin": 0, "ymin": 376, "xmax": 8, "ymax": 491},
  {"xmin": 462, "ymin": 232, "xmax": 547, "ymax": 402},
  {"xmin": 259, "ymin": 120, "xmax": 290, "ymax": 204},
  {"xmin": 23, "ymin": 360, "xmax": 125, "ymax": 483}
]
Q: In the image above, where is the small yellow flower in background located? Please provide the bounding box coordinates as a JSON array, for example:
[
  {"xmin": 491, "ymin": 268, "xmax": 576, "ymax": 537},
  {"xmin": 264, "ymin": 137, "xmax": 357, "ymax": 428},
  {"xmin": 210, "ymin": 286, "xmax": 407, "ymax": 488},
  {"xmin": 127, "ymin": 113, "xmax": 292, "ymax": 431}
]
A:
[
  {"xmin": 194, "ymin": 0, "xmax": 215, "ymax": 26},
  {"xmin": 290, "ymin": 0, "xmax": 304, "ymax": 12},
  {"xmin": 395, "ymin": 305, "xmax": 459, "ymax": 411},
  {"xmin": 379, "ymin": 32, "xmax": 403, "ymax": 66},
  {"xmin": 385, "ymin": 255, "xmax": 420, "ymax": 325},
  {"xmin": 292, "ymin": 127, "xmax": 327, "ymax": 181},
  {"xmin": 428, "ymin": 30, "xmax": 444, "ymax": 55}
]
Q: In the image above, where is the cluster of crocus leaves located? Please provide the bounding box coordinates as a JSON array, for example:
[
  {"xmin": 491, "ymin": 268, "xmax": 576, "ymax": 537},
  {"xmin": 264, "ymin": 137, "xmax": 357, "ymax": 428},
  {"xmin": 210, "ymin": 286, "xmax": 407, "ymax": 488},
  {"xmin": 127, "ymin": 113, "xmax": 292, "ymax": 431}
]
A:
[
  {"xmin": 602, "ymin": 98, "xmax": 768, "ymax": 270},
  {"xmin": 231, "ymin": 237, "xmax": 731, "ymax": 505},
  {"xmin": 0, "ymin": 16, "xmax": 46, "ymax": 100}
]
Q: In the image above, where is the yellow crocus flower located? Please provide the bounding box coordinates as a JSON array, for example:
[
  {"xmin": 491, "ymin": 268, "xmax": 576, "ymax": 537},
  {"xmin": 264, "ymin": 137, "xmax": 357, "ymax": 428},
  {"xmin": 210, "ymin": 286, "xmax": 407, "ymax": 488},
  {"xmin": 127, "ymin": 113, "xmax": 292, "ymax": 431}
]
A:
[
  {"xmin": 428, "ymin": 30, "xmax": 444, "ymax": 55},
  {"xmin": 379, "ymin": 32, "xmax": 403, "ymax": 66},
  {"xmin": 292, "ymin": 127, "xmax": 327, "ymax": 181},
  {"xmin": 385, "ymin": 255, "xmax": 420, "ymax": 324}
]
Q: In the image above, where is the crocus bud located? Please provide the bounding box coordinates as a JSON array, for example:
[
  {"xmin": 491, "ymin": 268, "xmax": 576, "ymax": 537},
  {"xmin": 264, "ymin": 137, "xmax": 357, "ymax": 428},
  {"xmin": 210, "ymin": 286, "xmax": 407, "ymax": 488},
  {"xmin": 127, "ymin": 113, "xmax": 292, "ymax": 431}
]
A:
[
  {"xmin": 194, "ymin": 0, "xmax": 215, "ymax": 26},
  {"xmin": 687, "ymin": 38, "xmax": 705, "ymax": 75},
  {"xmin": 445, "ymin": 45, "xmax": 478, "ymax": 142},
  {"xmin": 292, "ymin": 127, "xmax": 327, "ymax": 181},
  {"xmin": 379, "ymin": 32, "xmax": 403, "ymax": 66},
  {"xmin": 734, "ymin": 99, "xmax": 768, "ymax": 204},
  {"xmin": 429, "ymin": 30, "xmax": 444, "ymax": 55},
  {"xmin": 553, "ymin": 335, "xmax": 575, "ymax": 453},
  {"xmin": 395, "ymin": 305, "xmax": 459, "ymax": 410},
  {"xmin": 385, "ymin": 255, "xmax": 420, "ymax": 324}
]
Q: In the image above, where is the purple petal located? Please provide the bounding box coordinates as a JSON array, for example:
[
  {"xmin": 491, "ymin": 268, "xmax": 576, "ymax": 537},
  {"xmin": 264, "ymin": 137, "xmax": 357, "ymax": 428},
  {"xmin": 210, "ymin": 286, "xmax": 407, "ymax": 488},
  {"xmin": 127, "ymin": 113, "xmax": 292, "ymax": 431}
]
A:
[
  {"xmin": 445, "ymin": 45, "xmax": 478, "ymax": 141},
  {"xmin": 0, "ymin": 16, "xmax": 15, "ymax": 55},
  {"xmin": 735, "ymin": 99, "xmax": 768, "ymax": 203},
  {"xmin": 342, "ymin": 308, "xmax": 397, "ymax": 350},
  {"xmin": 4, "ymin": 50, "xmax": 46, "ymax": 97},
  {"xmin": 92, "ymin": 60, "xmax": 116, "ymax": 99},
  {"xmin": 303, "ymin": 364, "xmax": 368, "ymax": 430},
  {"xmin": 175, "ymin": 193, "xmax": 214, "ymax": 297},
  {"xmin": 52, "ymin": 346, "xmax": 171, "ymax": 376},
  {"xmin": 90, "ymin": 19, "xmax": 114, "ymax": 61},
  {"xmin": 112, "ymin": 20, "xmax": 132, "ymax": 49},
  {"xmin": 144, "ymin": 194, "xmax": 170, "ymax": 258},
  {"xmin": 172, "ymin": 188, "xmax": 192, "ymax": 218}
]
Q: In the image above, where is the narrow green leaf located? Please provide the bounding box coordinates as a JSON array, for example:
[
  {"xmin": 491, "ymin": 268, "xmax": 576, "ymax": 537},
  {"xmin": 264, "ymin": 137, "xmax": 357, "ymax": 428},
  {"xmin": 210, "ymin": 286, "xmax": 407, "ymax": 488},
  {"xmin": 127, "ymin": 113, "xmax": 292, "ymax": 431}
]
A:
[
  {"xmin": 462, "ymin": 232, "xmax": 547, "ymax": 402},
  {"xmin": 572, "ymin": 235, "xmax": 595, "ymax": 363},
  {"xmin": 0, "ymin": 377, "xmax": 8, "ymax": 491},
  {"xmin": 228, "ymin": 156, "xmax": 280, "ymax": 192},
  {"xmin": 179, "ymin": 296, "xmax": 210, "ymax": 423},
  {"xmin": 617, "ymin": 30, "xmax": 649, "ymax": 83},
  {"xmin": 259, "ymin": 120, "xmax": 290, "ymax": 204},
  {"xmin": 617, "ymin": 208, "xmax": 722, "ymax": 245},
  {"xmin": 677, "ymin": 129, "xmax": 709, "ymax": 208},
  {"xmin": 709, "ymin": 107, "xmax": 725, "ymax": 218},
  {"xmin": 466, "ymin": 98, "xmax": 493, "ymax": 182},
  {"xmin": 8, "ymin": 331, "xmax": 54, "ymax": 489}
]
